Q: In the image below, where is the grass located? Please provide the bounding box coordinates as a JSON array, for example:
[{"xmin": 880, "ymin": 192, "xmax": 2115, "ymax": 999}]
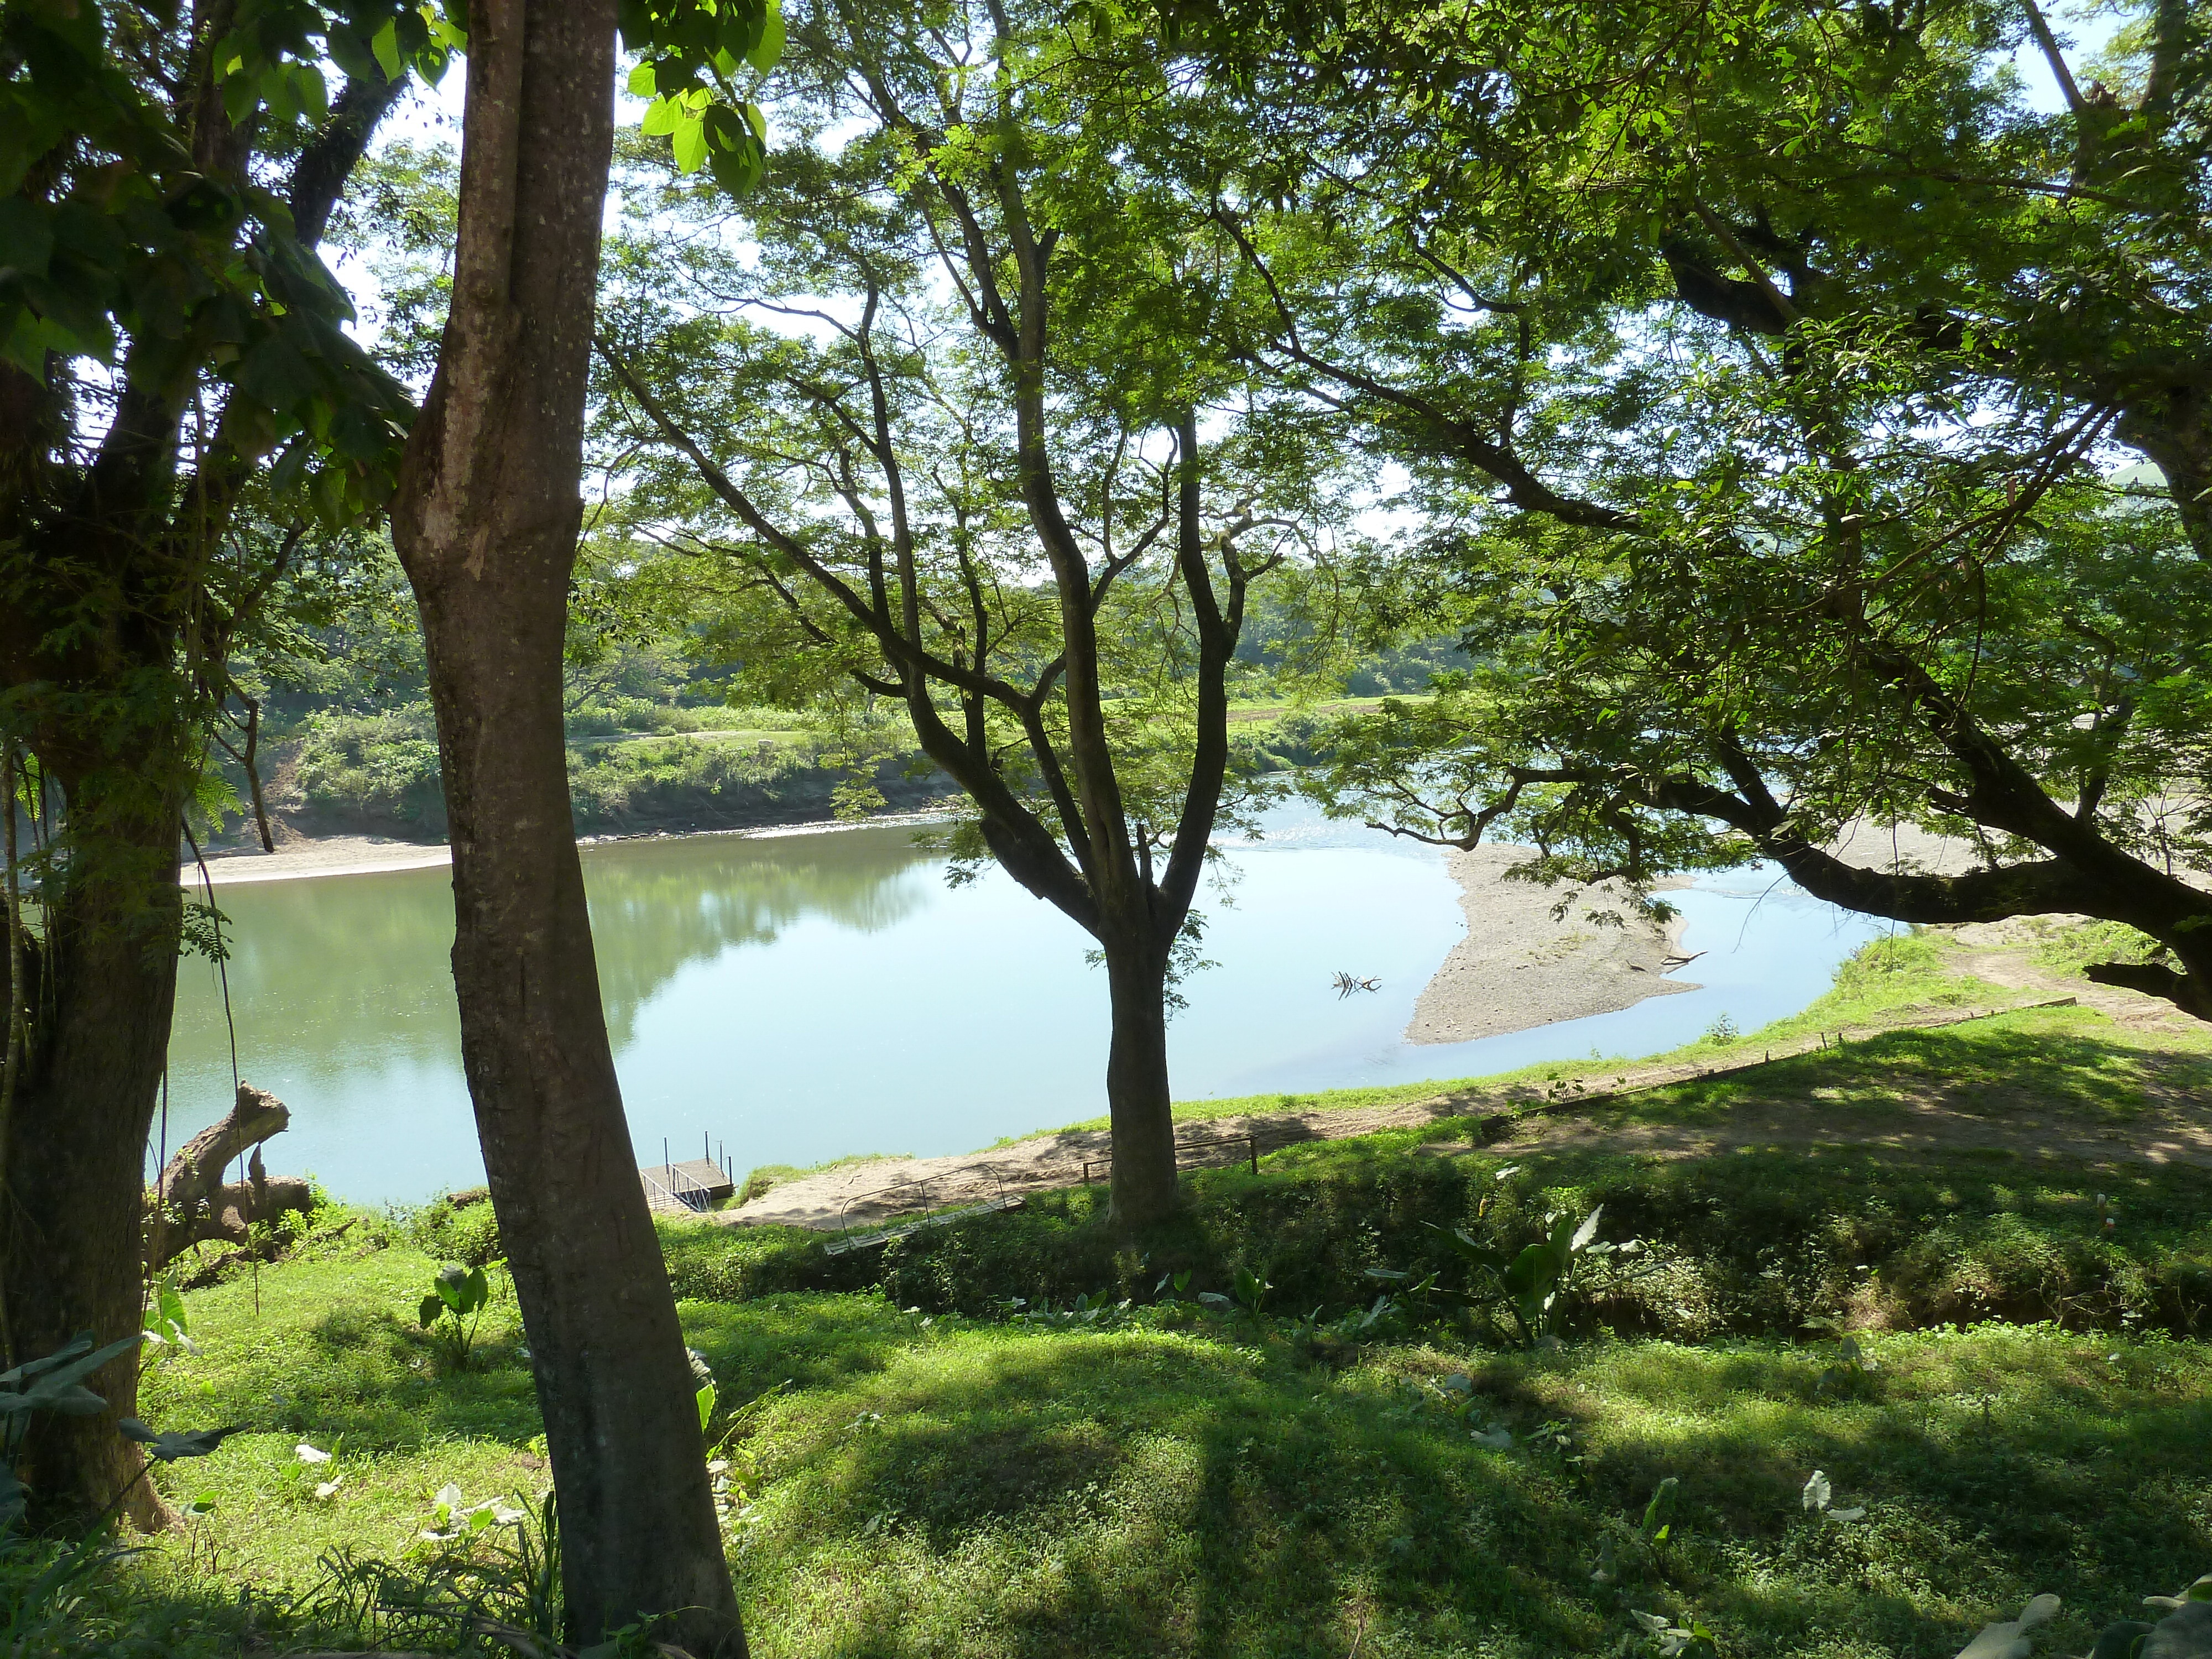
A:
[
  {"xmin": 662, "ymin": 1093, "xmax": 2212, "ymax": 1340},
  {"xmin": 25, "ymin": 936, "xmax": 2212, "ymax": 1657},
  {"xmin": 89, "ymin": 1249, "xmax": 2212, "ymax": 1658}
]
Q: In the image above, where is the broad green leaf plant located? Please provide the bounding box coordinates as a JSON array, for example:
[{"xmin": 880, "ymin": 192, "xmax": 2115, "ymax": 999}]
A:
[
  {"xmin": 1425, "ymin": 1206, "xmax": 1637, "ymax": 1348},
  {"xmin": 417, "ymin": 1263, "xmax": 490, "ymax": 1370}
]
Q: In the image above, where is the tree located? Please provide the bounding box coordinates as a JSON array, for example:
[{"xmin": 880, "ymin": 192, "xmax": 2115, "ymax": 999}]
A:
[
  {"xmin": 0, "ymin": 0, "xmax": 431, "ymax": 1522},
  {"xmin": 1183, "ymin": 0, "xmax": 2212, "ymax": 1016},
  {"xmin": 384, "ymin": 0, "xmax": 771, "ymax": 1645},
  {"xmin": 598, "ymin": 0, "xmax": 1348, "ymax": 1227}
]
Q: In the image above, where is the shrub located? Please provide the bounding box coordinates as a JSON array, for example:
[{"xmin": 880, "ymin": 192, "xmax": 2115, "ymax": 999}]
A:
[
  {"xmin": 401, "ymin": 1191, "xmax": 503, "ymax": 1269},
  {"xmin": 660, "ymin": 1144, "xmax": 2212, "ymax": 1342},
  {"xmin": 293, "ymin": 705, "xmax": 445, "ymax": 828}
]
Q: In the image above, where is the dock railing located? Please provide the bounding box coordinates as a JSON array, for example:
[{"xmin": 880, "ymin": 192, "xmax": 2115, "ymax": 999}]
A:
[{"xmin": 643, "ymin": 1162, "xmax": 717, "ymax": 1213}]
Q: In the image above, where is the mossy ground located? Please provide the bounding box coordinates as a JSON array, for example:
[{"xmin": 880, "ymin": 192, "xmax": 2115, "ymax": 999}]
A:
[{"xmin": 22, "ymin": 935, "xmax": 2212, "ymax": 1657}]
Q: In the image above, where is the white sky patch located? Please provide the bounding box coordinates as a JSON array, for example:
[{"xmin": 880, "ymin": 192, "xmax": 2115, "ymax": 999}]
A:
[{"xmin": 2007, "ymin": 1, "xmax": 2130, "ymax": 111}]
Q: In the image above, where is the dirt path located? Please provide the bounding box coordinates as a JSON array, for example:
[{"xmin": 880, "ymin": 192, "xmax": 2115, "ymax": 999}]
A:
[{"xmin": 714, "ymin": 946, "xmax": 2200, "ymax": 1231}]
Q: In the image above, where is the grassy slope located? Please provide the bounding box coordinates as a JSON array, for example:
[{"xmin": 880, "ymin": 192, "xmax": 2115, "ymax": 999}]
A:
[
  {"xmin": 114, "ymin": 1256, "xmax": 2212, "ymax": 1659},
  {"xmin": 58, "ymin": 938, "xmax": 2212, "ymax": 1657}
]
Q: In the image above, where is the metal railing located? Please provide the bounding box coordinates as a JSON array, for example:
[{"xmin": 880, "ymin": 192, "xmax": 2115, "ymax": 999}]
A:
[
  {"xmin": 642, "ymin": 1162, "xmax": 717, "ymax": 1213},
  {"xmin": 1080, "ymin": 1128, "xmax": 1279, "ymax": 1187},
  {"xmin": 833, "ymin": 1162, "xmax": 1014, "ymax": 1236}
]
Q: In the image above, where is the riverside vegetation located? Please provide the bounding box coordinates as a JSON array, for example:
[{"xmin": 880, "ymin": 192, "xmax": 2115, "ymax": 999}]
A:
[
  {"xmin": 3, "ymin": 0, "xmax": 2206, "ymax": 1649},
  {"xmin": 12, "ymin": 932, "xmax": 2212, "ymax": 1658}
]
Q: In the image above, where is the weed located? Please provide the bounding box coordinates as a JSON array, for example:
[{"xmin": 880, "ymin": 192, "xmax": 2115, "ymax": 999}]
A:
[{"xmin": 418, "ymin": 1264, "xmax": 492, "ymax": 1370}]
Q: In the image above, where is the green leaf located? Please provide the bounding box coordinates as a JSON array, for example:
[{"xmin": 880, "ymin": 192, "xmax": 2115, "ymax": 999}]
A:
[
  {"xmin": 371, "ymin": 18, "xmax": 404, "ymax": 82},
  {"xmin": 221, "ymin": 66, "xmax": 260, "ymax": 127},
  {"xmin": 640, "ymin": 95, "xmax": 682, "ymax": 138},
  {"xmin": 1571, "ymin": 1206, "xmax": 1604, "ymax": 1254},
  {"xmin": 671, "ymin": 116, "xmax": 708, "ymax": 174},
  {"xmin": 2, "ymin": 1332, "xmax": 138, "ymax": 1407},
  {"xmin": 0, "ymin": 1384, "xmax": 107, "ymax": 1418},
  {"xmin": 707, "ymin": 143, "xmax": 762, "ymax": 197},
  {"xmin": 747, "ymin": 1, "xmax": 784, "ymax": 74},
  {"xmin": 291, "ymin": 61, "xmax": 329, "ymax": 124},
  {"xmin": 696, "ymin": 1382, "xmax": 717, "ymax": 1434},
  {"xmin": 157, "ymin": 1277, "xmax": 189, "ymax": 1340},
  {"xmin": 0, "ymin": 197, "xmax": 53, "ymax": 280},
  {"xmin": 116, "ymin": 1420, "xmax": 245, "ymax": 1462},
  {"xmin": 628, "ymin": 61, "xmax": 658, "ymax": 97},
  {"xmin": 419, "ymin": 1293, "xmax": 446, "ymax": 1329}
]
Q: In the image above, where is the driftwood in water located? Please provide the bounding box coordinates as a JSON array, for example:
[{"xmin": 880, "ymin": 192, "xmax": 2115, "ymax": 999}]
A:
[{"xmin": 147, "ymin": 1082, "xmax": 314, "ymax": 1270}]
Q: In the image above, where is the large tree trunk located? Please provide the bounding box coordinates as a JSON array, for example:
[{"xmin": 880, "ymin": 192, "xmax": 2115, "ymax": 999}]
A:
[
  {"xmin": 2, "ymin": 764, "xmax": 181, "ymax": 1531},
  {"xmin": 388, "ymin": 2, "xmax": 744, "ymax": 1650},
  {"xmin": 1101, "ymin": 929, "xmax": 1180, "ymax": 1229}
]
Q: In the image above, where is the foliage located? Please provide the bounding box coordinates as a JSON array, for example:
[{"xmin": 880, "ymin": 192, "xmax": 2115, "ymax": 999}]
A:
[
  {"xmin": 293, "ymin": 703, "xmax": 446, "ymax": 827},
  {"xmin": 401, "ymin": 1193, "xmax": 504, "ymax": 1270},
  {"xmin": 418, "ymin": 1265, "xmax": 492, "ymax": 1371},
  {"xmin": 1420, "ymin": 1204, "xmax": 1637, "ymax": 1348},
  {"xmin": 1222, "ymin": 0, "xmax": 2212, "ymax": 1008},
  {"xmin": 658, "ymin": 1008, "xmax": 2212, "ymax": 1340},
  {"xmin": 295, "ymin": 1484, "xmax": 560, "ymax": 1656},
  {"xmin": 0, "ymin": 1333, "xmax": 140, "ymax": 1531},
  {"xmin": 0, "ymin": 1332, "xmax": 237, "ymax": 1644}
]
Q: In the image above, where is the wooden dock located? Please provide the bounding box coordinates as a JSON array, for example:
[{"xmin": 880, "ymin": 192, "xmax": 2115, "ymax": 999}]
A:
[{"xmin": 641, "ymin": 1157, "xmax": 734, "ymax": 1215}]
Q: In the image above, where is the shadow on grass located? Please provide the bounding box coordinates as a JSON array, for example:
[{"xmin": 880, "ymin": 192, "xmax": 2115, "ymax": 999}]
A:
[
  {"xmin": 1615, "ymin": 1018, "xmax": 2212, "ymax": 1130},
  {"xmin": 727, "ymin": 1325, "xmax": 2212, "ymax": 1659}
]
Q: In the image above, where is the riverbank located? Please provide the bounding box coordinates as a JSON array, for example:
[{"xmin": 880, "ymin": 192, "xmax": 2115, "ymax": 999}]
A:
[
  {"xmin": 101, "ymin": 966, "xmax": 2212, "ymax": 1658},
  {"xmin": 710, "ymin": 924, "xmax": 2204, "ymax": 1230},
  {"xmin": 178, "ymin": 807, "xmax": 964, "ymax": 886}
]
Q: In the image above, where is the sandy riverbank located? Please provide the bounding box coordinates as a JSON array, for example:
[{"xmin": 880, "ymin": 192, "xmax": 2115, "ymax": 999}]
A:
[
  {"xmin": 1404, "ymin": 846, "xmax": 1694, "ymax": 1045},
  {"xmin": 178, "ymin": 810, "xmax": 961, "ymax": 886},
  {"xmin": 181, "ymin": 833, "xmax": 452, "ymax": 886}
]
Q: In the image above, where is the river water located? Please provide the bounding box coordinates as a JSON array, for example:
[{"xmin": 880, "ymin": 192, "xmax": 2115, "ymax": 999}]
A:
[{"xmin": 164, "ymin": 807, "xmax": 1885, "ymax": 1203}]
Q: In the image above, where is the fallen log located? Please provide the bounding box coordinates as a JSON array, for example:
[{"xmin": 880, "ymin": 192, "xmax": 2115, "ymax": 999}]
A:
[{"xmin": 147, "ymin": 1081, "xmax": 315, "ymax": 1270}]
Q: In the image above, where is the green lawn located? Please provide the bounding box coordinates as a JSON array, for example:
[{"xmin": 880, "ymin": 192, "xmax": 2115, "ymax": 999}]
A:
[
  {"xmin": 25, "ymin": 934, "xmax": 2211, "ymax": 1657},
  {"xmin": 86, "ymin": 1247, "xmax": 2212, "ymax": 1658}
]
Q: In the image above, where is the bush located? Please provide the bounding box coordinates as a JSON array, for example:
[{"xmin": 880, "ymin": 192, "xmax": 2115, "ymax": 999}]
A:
[
  {"xmin": 293, "ymin": 704, "xmax": 445, "ymax": 829},
  {"xmin": 400, "ymin": 1190, "xmax": 503, "ymax": 1269},
  {"xmin": 661, "ymin": 1142, "xmax": 2212, "ymax": 1342}
]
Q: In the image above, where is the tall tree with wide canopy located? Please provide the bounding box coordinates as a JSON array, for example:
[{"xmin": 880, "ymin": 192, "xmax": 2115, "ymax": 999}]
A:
[
  {"xmin": 598, "ymin": 0, "xmax": 1347, "ymax": 1227},
  {"xmin": 384, "ymin": 0, "xmax": 771, "ymax": 1644},
  {"xmin": 1178, "ymin": 0, "xmax": 2212, "ymax": 1015},
  {"xmin": 0, "ymin": 0, "xmax": 431, "ymax": 1522}
]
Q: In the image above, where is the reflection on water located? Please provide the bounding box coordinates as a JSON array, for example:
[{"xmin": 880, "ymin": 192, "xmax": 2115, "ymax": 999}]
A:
[{"xmin": 166, "ymin": 810, "xmax": 1883, "ymax": 1203}]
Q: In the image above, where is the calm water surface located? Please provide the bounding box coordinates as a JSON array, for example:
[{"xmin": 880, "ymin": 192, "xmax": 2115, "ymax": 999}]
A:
[{"xmin": 165, "ymin": 807, "xmax": 1885, "ymax": 1202}]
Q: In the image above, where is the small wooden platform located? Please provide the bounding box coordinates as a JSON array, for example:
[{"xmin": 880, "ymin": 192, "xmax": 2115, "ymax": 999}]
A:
[{"xmin": 641, "ymin": 1158, "xmax": 735, "ymax": 1214}]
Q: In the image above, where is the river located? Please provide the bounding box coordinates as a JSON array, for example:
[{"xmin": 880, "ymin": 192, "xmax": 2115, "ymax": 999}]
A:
[{"xmin": 163, "ymin": 806, "xmax": 1885, "ymax": 1203}]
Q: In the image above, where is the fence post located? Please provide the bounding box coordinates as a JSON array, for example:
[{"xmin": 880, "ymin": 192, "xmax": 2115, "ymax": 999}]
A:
[{"xmin": 1248, "ymin": 1134, "xmax": 1258, "ymax": 1176}]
